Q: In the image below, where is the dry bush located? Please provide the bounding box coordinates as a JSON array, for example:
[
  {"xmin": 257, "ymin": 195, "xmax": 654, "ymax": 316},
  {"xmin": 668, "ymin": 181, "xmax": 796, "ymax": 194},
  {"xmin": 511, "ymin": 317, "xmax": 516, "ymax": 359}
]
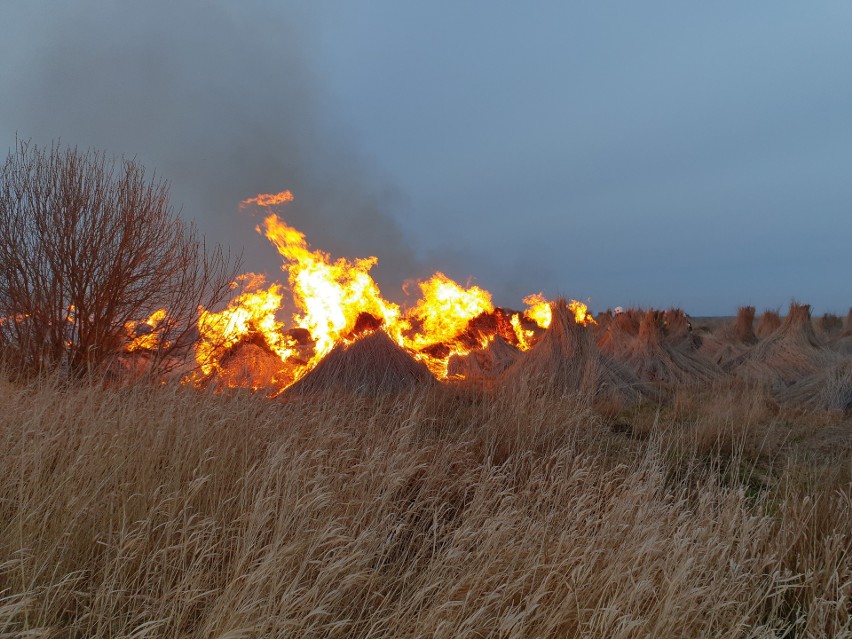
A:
[
  {"xmin": 667, "ymin": 381, "xmax": 782, "ymax": 460},
  {"xmin": 1, "ymin": 373, "xmax": 849, "ymax": 638},
  {"xmin": 0, "ymin": 139, "xmax": 238, "ymax": 378},
  {"xmin": 608, "ymin": 380, "xmax": 782, "ymax": 463}
]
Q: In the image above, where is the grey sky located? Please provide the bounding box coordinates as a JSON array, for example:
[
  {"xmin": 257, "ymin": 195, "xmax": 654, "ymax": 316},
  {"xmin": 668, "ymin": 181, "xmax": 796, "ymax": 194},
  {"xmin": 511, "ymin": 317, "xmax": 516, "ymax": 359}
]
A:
[{"xmin": 2, "ymin": 2, "xmax": 851, "ymax": 315}]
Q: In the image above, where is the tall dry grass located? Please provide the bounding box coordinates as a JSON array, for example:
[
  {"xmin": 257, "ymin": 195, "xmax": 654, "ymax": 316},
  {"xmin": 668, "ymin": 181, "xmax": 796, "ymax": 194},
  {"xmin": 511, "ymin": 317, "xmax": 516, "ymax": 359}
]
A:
[{"xmin": 0, "ymin": 374, "xmax": 850, "ymax": 638}]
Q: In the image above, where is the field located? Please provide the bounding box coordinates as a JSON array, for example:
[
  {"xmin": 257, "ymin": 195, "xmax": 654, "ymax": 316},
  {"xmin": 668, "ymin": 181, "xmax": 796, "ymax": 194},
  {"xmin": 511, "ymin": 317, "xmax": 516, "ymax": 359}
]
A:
[
  {"xmin": 1, "ymin": 368, "xmax": 850, "ymax": 638},
  {"xmin": 3, "ymin": 16, "xmax": 851, "ymax": 638}
]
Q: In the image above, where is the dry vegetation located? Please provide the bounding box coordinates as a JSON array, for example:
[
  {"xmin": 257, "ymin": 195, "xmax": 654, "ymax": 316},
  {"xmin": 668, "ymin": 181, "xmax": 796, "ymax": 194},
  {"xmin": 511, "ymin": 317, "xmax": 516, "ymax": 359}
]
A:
[
  {"xmin": 288, "ymin": 330, "xmax": 435, "ymax": 396},
  {"xmin": 3, "ymin": 140, "xmax": 850, "ymax": 637},
  {"xmin": 1, "ymin": 365, "xmax": 850, "ymax": 638},
  {"xmin": 0, "ymin": 140, "xmax": 236, "ymax": 378}
]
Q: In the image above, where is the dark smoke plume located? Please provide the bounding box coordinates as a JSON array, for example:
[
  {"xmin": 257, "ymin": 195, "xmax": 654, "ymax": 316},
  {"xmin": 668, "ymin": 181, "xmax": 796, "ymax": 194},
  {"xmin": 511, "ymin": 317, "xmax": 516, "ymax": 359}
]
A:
[{"xmin": 0, "ymin": 1, "xmax": 419, "ymax": 300}]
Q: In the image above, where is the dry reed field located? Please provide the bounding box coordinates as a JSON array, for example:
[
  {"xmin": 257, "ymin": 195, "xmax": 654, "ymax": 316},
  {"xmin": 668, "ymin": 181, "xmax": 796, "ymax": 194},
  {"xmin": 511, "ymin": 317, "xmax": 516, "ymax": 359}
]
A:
[
  {"xmin": 1, "ymin": 370, "xmax": 850, "ymax": 638},
  {"xmin": 1, "ymin": 142, "xmax": 851, "ymax": 636}
]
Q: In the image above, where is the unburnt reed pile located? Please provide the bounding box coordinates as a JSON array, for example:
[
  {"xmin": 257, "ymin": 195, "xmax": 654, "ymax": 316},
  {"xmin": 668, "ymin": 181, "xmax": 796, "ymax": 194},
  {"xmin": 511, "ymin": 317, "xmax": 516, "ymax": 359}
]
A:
[
  {"xmin": 818, "ymin": 313, "xmax": 844, "ymax": 340},
  {"xmin": 698, "ymin": 306, "xmax": 757, "ymax": 360},
  {"xmin": 725, "ymin": 303, "xmax": 840, "ymax": 389},
  {"xmin": 609, "ymin": 309, "xmax": 721, "ymax": 387},
  {"xmin": 778, "ymin": 359, "xmax": 852, "ymax": 411},
  {"xmin": 736, "ymin": 305, "xmax": 759, "ymax": 345},
  {"xmin": 757, "ymin": 309, "xmax": 783, "ymax": 339},
  {"xmin": 287, "ymin": 329, "xmax": 436, "ymax": 396},
  {"xmin": 1, "ymin": 373, "xmax": 850, "ymax": 639}
]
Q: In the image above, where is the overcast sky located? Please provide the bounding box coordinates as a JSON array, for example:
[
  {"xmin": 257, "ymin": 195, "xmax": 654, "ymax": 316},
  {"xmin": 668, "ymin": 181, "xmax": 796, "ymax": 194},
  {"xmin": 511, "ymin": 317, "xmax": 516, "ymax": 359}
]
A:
[{"xmin": 2, "ymin": 2, "xmax": 851, "ymax": 315}]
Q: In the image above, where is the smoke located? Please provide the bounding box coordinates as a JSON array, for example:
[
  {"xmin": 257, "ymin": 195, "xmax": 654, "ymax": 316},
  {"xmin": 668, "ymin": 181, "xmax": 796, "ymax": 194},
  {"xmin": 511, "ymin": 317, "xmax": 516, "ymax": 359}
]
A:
[{"xmin": 0, "ymin": 1, "xmax": 419, "ymax": 301}]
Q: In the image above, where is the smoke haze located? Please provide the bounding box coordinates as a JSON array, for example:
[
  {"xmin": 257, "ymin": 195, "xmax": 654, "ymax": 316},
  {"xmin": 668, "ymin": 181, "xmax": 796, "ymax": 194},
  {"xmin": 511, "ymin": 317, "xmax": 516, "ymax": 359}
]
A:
[
  {"xmin": 0, "ymin": 1, "xmax": 420, "ymax": 304},
  {"xmin": 2, "ymin": 2, "xmax": 852, "ymax": 314}
]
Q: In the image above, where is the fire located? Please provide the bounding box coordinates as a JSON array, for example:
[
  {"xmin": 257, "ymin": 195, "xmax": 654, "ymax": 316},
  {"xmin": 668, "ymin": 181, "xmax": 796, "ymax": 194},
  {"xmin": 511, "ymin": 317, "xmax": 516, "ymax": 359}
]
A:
[
  {"xmin": 569, "ymin": 300, "xmax": 596, "ymax": 326},
  {"xmin": 260, "ymin": 214, "xmax": 403, "ymax": 364},
  {"xmin": 511, "ymin": 293, "xmax": 552, "ymax": 351},
  {"xmin": 401, "ymin": 273, "xmax": 495, "ymax": 376},
  {"xmin": 126, "ymin": 308, "xmax": 169, "ymax": 352},
  {"xmin": 510, "ymin": 314, "xmax": 533, "ymax": 351},
  {"xmin": 403, "ymin": 273, "xmax": 493, "ymax": 350},
  {"xmin": 195, "ymin": 274, "xmax": 297, "ymax": 378},
  {"xmin": 523, "ymin": 293, "xmax": 552, "ymax": 329},
  {"xmin": 510, "ymin": 294, "xmax": 594, "ymax": 350},
  {"xmin": 186, "ymin": 190, "xmax": 596, "ymax": 389},
  {"xmin": 239, "ymin": 190, "xmax": 295, "ymax": 208}
]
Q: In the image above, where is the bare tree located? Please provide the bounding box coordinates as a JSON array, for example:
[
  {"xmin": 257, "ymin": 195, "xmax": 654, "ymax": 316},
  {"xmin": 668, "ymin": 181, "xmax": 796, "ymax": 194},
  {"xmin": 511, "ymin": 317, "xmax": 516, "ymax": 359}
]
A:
[{"xmin": 0, "ymin": 139, "xmax": 239, "ymax": 378}]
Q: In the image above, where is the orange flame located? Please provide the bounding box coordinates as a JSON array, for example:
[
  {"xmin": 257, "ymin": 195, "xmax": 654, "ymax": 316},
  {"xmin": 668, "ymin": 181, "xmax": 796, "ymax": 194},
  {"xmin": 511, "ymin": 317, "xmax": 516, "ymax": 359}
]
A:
[
  {"xmin": 523, "ymin": 293, "xmax": 552, "ymax": 329},
  {"xmin": 239, "ymin": 190, "xmax": 295, "ymax": 208},
  {"xmin": 569, "ymin": 300, "xmax": 596, "ymax": 326},
  {"xmin": 189, "ymin": 190, "xmax": 596, "ymax": 389},
  {"xmin": 510, "ymin": 314, "xmax": 533, "ymax": 351},
  {"xmin": 260, "ymin": 214, "xmax": 402, "ymax": 365},
  {"xmin": 195, "ymin": 275, "xmax": 297, "ymax": 379},
  {"xmin": 511, "ymin": 295, "xmax": 594, "ymax": 350},
  {"xmin": 403, "ymin": 273, "xmax": 493, "ymax": 350},
  {"xmin": 126, "ymin": 308, "xmax": 169, "ymax": 352},
  {"xmin": 511, "ymin": 293, "xmax": 551, "ymax": 350},
  {"xmin": 400, "ymin": 273, "xmax": 494, "ymax": 376}
]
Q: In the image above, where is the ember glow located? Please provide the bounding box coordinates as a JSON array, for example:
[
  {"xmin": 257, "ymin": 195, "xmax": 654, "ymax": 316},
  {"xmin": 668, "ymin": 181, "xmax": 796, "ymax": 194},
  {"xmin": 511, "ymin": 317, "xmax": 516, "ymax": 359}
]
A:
[{"xmin": 119, "ymin": 191, "xmax": 597, "ymax": 390}]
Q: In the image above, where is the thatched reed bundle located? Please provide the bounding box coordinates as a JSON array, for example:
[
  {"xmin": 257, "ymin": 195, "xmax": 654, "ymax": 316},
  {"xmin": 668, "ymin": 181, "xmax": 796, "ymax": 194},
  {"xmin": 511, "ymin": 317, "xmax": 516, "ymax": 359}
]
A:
[
  {"xmin": 458, "ymin": 308, "xmax": 520, "ymax": 349},
  {"xmin": 724, "ymin": 303, "xmax": 838, "ymax": 388},
  {"xmin": 777, "ymin": 360, "xmax": 852, "ymax": 412},
  {"xmin": 598, "ymin": 307, "xmax": 719, "ymax": 387},
  {"xmin": 447, "ymin": 336, "xmax": 520, "ymax": 382},
  {"xmin": 833, "ymin": 308, "xmax": 852, "ymax": 352},
  {"xmin": 287, "ymin": 330, "xmax": 435, "ymax": 396},
  {"xmin": 831, "ymin": 336, "xmax": 852, "ymax": 357},
  {"xmin": 596, "ymin": 309, "xmax": 642, "ymax": 359},
  {"xmin": 502, "ymin": 299, "xmax": 645, "ymax": 405},
  {"xmin": 623, "ymin": 310, "xmax": 722, "ymax": 386},
  {"xmin": 735, "ymin": 306, "xmax": 758, "ymax": 344},
  {"xmin": 756, "ymin": 310, "xmax": 781, "ymax": 339},
  {"xmin": 662, "ymin": 308, "xmax": 699, "ymax": 349},
  {"xmin": 698, "ymin": 306, "xmax": 758, "ymax": 365},
  {"xmin": 595, "ymin": 309, "xmax": 614, "ymax": 326},
  {"xmin": 818, "ymin": 313, "xmax": 843, "ymax": 340},
  {"xmin": 217, "ymin": 341, "xmax": 291, "ymax": 389}
]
